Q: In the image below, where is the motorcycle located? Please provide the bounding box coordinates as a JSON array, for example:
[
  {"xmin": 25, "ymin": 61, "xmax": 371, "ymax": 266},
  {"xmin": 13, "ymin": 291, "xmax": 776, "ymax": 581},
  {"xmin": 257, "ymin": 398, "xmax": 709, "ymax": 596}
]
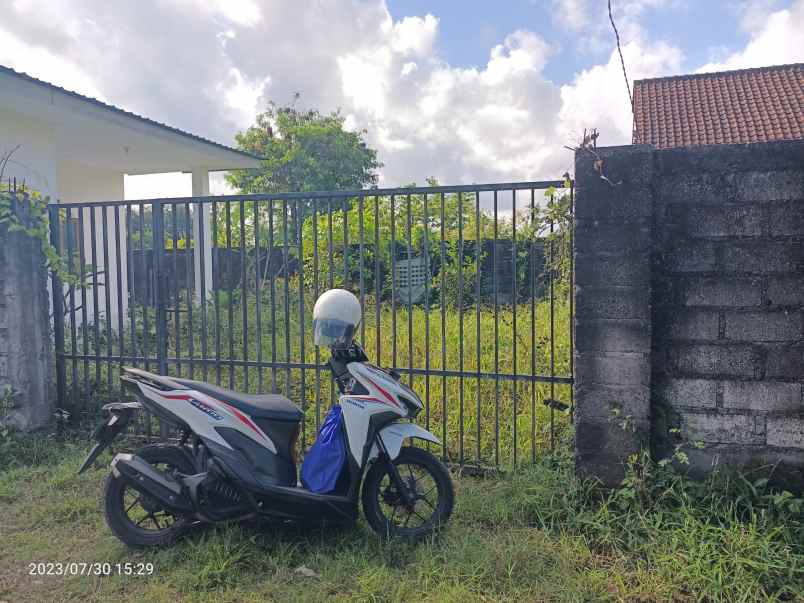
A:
[{"xmin": 78, "ymin": 341, "xmax": 454, "ymax": 547}]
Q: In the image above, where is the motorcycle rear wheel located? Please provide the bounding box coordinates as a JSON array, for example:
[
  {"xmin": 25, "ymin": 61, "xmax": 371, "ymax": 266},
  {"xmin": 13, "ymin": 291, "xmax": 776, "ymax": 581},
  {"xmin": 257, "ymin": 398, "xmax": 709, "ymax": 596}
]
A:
[
  {"xmin": 361, "ymin": 446, "xmax": 454, "ymax": 541},
  {"xmin": 103, "ymin": 444, "xmax": 195, "ymax": 548}
]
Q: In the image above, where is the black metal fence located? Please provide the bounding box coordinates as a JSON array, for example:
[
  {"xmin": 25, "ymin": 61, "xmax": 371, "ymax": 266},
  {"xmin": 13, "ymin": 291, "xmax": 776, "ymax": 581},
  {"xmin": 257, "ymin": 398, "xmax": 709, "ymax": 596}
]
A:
[{"xmin": 49, "ymin": 180, "xmax": 574, "ymax": 469}]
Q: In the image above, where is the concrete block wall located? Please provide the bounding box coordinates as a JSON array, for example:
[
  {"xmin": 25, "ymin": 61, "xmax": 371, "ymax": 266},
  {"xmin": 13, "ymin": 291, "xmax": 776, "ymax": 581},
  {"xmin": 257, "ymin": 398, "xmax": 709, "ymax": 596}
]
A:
[
  {"xmin": 0, "ymin": 205, "xmax": 54, "ymax": 431},
  {"xmin": 574, "ymin": 140, "xmax": 803, "ymax": 488},
  {"xmin": 651, "ymin": 141, "xmax": 803, "ymax": 488}
]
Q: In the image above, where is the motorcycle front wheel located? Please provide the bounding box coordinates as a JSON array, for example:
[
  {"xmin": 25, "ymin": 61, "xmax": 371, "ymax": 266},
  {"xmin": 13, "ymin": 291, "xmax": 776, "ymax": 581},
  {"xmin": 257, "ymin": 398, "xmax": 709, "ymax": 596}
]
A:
[{"xmin": 361, "ymin": 446, "xmax": 454, "ymax": 541}]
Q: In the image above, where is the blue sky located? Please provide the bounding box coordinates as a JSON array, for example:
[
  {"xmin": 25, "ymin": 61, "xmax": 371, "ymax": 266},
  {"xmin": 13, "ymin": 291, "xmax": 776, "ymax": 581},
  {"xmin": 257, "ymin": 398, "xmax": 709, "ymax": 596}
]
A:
[
  {"xmin": 0, "ymin": 0, "xmax": 802, "ymax": 196},
  {"xmin": 387, "ymin": 1, "xmax": 755, "ymax": 83}
]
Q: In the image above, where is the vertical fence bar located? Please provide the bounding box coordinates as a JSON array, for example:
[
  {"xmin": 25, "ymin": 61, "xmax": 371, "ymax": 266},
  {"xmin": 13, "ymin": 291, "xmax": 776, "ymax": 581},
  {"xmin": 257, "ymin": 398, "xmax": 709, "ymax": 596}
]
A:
[
  {"xmin": 297, "ymin": 197, "xmax": 307, "ymax": 447},
  {"xmin": 439, "ymin": 190, "xmax": 447, "ymax": 461},
  {"xmin": 48, "ymin": 205, "xmax": 67, "ymax": 410},
  {"xmin": 492, "ymin": 191, "xmax": 499, "ymax": 467},
  {"xmin": 390, "ymin": 194, "xmax": 397, "ymax": 370},
  {"xmin": 313, "ymin": 199, "xmax": 321, "ymax": 431},
  {"xmin": 197, "ymin": 201, "xmax": 210, "ymax": 382},
  {"xmin": 126, "ymin": 206, "xmax": 137, "ymax": 368},
  {"xmin": 373, "ymin": 195, "xmax": 381, "ymax": 367},
  {"xmin": 89, "ymin": 208, "xmax": 101, "ymax": 388},
  {"xmin": 114, "ymin": 207, "xmax": 124, "ymax": 367},
  {"xmin": 171, "ymin": 203, "xmax": 181, "ymax": 376},
  {"xmin": 240, "ymin": 199, "xmax": 249, "ymax": 391},
  {"xmin": 405, "ymin": 193, "xmax": 413, "ymax": 386},
  {"xmin": 254, "ymin": 201, "xmax": 263, "ymax": 392},
  {"xmin": 457, "ymin": 192, "xmax": 464, "ymax": 464},
  {"xmin": 153, "ymin": 201, "xmax": 168, "ymax": 375},
  {"xmin": 152, "ymin": 201, "xmax": 168, "ymax": 439},
  {"xmin": 212, "ymin": 201, "xmax": 221, "ymax": 385},
  {"xmin": 67, "ymin": 208, "xmax": 79, "ymax": 413},
  {"xmin": 343, "ymin": 196, "xmax": 349, "ymax": 287},
  {"xmin": 511, "ymin": 190, "xmax": 518, "ymax": 466},
  {"xmin": 78, "ymin": 207, "xmax": 90, "ymax": 413},
  {"xmin": 325, "ymin": 196, "xmax": 334, "ymax": 406},
  {"xmin": 137, "ymin": 205, "xmax": 149, "ymax": 374},
  {"xmin": 269, "ymin": 201, "xmax": 278, "ymax": 392},
  {"xmin": 137, "ymin": 205, "xmax": 151, "ymax": 438},
  {"xmin": 422, "ymin": 192, "xmax": 431, "ymax": 434},
  {"xmin": 184, "ymin": 203, "xmax": 195, "ymax": 379},
  {"xmin": 530, "ymin": 188, "xmax": 537, "ymax": 462},
  {"xmin": 358, "ymin": 194, "xmax": 366, "ymax": 345},
  {"xmin": 226, "ymin": 202, "xmax": 234, "ymax": 388},
  {"xmin": 327, "ymin": 198, "xmax": 334, "ymax": 290},
  {"xmin": 282, "ymin": 199, "xmax": 291, "ymax": 400},
  {"xmin": 475, "ymin": 190, "xmax": 482, "ymax": 464},
  {"xmin": 549, "ymin": 196, "xmax": 556, "ymax": 450},
  {"xmin": 101, "ymin": 206, "xmax": 113, "ymax": 394}
]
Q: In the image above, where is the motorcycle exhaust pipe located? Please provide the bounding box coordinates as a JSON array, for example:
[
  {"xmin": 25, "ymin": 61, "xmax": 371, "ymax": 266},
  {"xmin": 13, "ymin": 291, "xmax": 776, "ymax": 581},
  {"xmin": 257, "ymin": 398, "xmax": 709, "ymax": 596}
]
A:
[{"xmin": 110, "ymin": 453, "xmax": 194, "ymax": 513}]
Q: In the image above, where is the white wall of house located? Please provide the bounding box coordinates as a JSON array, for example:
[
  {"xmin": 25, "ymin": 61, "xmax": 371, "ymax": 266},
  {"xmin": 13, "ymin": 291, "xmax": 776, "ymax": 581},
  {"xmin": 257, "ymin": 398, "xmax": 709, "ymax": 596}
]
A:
[
  {"xmin": 59, "ymin": 162, "xmax": 129, "ymax": 329},
  {"xmin": 0, "ymin": 108, "xmax": 58, "ymax": 197},
  {"xmin": 2, "ymin": 67, "xmax": 258, "ymax": 344},
  {"xmin": 1, "ymin": 125, "xmax": 220, "ymax": 333}
]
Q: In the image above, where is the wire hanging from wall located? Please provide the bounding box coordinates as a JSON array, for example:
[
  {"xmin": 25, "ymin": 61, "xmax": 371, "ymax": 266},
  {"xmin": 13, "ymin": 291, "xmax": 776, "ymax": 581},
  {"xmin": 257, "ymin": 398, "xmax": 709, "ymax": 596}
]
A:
[{"xmin": 608, "ymin": 0, "xmax": 638, "ymax": 143}]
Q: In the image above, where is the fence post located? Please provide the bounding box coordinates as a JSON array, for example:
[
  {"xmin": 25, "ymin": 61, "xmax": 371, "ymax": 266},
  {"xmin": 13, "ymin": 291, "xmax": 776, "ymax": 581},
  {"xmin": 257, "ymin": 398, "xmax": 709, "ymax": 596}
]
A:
[
  {"xmin": 573, "ymin": 145, "xmax": 655, "ymax": 486},
  {"xmin": 0, "ymin": 192, "xmax": 54, "ymax": 430}
]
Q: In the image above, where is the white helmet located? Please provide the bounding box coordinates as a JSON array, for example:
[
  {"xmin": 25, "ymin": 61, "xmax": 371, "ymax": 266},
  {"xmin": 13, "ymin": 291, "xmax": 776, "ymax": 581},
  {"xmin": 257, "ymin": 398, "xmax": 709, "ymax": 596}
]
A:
[{"xmin": 312, "ymin": 289, "xmax": 361, "ymax": 347}]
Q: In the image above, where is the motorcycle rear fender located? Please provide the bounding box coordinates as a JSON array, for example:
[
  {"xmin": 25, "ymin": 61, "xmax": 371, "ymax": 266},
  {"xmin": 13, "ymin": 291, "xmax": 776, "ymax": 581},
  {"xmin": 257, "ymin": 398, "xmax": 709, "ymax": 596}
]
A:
[{"xmin": 368, "ymin": 423, "xmax": 441, "ymax": 461}]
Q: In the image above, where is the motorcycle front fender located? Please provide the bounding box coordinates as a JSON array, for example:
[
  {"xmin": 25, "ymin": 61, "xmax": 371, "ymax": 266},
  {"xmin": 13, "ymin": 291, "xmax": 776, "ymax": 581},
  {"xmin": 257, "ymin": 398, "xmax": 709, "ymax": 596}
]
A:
[{"xmin": 368, "ymin": 423, "xmax": 441, "ymax": 462}]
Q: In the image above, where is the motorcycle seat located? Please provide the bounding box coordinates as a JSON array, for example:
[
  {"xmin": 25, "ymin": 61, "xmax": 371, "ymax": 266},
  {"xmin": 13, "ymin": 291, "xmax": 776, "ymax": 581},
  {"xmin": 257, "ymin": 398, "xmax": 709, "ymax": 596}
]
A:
[{"xmin": 172, "ymin": 378, "xmax": 303, "ymax": 422}]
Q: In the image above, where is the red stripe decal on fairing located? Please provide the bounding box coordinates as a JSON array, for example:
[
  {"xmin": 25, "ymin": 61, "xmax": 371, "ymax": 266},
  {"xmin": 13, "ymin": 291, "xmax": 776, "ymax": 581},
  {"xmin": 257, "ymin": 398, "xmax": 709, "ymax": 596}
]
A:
[
  {"xmin": 218, "ymin": 401, "xmax": 266, "ymax": 440},
  {"xmin": 365, "ymin": 378, "xmax": 401, "ymax": 408}
]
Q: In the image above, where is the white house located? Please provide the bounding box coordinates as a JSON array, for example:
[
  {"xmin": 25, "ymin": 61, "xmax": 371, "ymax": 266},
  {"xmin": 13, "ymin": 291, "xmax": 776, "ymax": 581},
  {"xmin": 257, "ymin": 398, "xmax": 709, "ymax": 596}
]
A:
[{"xmin": 0, "ymin": 64, "xmax": 260, "ymax": 324}]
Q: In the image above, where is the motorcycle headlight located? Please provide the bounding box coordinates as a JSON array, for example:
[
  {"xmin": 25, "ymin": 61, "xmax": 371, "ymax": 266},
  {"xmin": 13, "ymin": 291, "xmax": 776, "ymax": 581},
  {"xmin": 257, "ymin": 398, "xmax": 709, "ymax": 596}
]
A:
[{"xmin": 398, "ymin": 395, "xmax": 422, "ymax": 418}]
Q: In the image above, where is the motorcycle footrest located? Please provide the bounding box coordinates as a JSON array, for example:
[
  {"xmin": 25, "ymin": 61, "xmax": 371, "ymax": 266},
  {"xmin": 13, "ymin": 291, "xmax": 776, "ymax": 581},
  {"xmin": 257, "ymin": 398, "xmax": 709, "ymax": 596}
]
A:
[{"xmin": 111, "ymin": 453, "xmax": 194, "ymax": 513}]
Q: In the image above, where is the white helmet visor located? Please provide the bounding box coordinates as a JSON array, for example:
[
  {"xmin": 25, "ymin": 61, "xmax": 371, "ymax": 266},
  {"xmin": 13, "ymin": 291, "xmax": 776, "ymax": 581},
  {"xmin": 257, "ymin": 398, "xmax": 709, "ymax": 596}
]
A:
[{"xmin": 313, "ymin": 317, "xmax": 355, "ymax": 347}]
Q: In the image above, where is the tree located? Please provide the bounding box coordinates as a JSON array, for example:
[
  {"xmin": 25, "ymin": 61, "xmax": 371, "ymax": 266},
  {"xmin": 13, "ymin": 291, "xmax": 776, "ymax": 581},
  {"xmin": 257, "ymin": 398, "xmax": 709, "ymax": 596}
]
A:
[{"xmin": 226, "ymin": 100, "xmax": 382, "ymax": 195}]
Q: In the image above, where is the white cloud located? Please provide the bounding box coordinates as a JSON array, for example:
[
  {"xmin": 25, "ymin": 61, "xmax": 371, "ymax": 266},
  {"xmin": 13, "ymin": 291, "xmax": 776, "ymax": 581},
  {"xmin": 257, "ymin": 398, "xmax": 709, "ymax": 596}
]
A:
[
  {"xmin": 558, "ymin": 40, "xmax": 683, "ymax": 146},
  {"xmin": 551, "ymin": 0, "xmax": 589, "ymax": 31},
  {"xmin": 553, "ymin": 0, "xmax": 673, "ymax": 55},
  {"xmin": 0, "ymin": 28, "xmax": 106, "ymax": 101},
  {"xmin": 335, "ymin": 27, "xmax": 564, "ymax": 186},
  {"xmin": 698, "ymin": 0, "xmax": 804, "ymax": 71},
  {"xmin": 211, "ymin": 0, "xmax": 263, "ymax": 27},
  {"xmin": 0, "ymin": 0, "xmax": 672, "ymax": 194},
  {"xmin": 218, "ymin": 67, "xmax": 271, "ymax": 129},
  {"xmin": 388, "ymin": 14, "xmax": 439, "ymax": 57},
  {"xmin": 736, "ymin": 0, "xmax": 784, "ymax": 31},
  {"xmin": 2, "ymin": 0, "xmax": 794, "ymax": 201},
  {"xmin": 401, "ymin": 62, "xmax": 418, "ymax": 76},
  {"xmin": 483, "ymin": 31, "xmax": 552, "ymax": 85}
]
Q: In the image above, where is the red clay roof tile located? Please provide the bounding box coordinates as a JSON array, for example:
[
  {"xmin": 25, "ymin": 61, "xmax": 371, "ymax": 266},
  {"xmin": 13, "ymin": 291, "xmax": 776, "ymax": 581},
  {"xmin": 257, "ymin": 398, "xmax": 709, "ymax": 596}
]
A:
[{"xmin": 632, "ymin": 63, "xmax": 804, "ymax": 148}]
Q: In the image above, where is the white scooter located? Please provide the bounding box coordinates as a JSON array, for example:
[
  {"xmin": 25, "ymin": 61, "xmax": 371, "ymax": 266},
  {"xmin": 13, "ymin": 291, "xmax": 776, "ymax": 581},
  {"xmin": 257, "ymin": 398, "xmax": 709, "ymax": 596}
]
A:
[{"xmin": 80, "ymin": 292, "xmax": 453, "ymax": 547}]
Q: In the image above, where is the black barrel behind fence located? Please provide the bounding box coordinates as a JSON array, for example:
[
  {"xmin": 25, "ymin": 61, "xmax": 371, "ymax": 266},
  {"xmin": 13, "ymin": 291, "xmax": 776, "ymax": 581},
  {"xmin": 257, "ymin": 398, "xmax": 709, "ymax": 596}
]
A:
[{"xmin": 49, "ymin": 180, "xmax": 574, "ymax": 469}]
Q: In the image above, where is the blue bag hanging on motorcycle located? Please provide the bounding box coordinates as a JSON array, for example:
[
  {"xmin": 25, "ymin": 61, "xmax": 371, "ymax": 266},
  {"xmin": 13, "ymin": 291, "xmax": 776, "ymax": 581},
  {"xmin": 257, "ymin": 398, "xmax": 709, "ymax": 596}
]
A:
[{"xmin": 300, "ymin": 404, "xmax": 346, "ymax": 494}]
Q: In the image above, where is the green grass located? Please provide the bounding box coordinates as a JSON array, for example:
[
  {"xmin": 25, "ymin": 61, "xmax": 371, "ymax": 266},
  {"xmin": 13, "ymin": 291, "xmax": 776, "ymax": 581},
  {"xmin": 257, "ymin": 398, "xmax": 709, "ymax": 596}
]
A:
[
  {"xmin": 1, "ymin": 437, "xmax": 802, "ymax": 602},
  {"xmin": 63, "ymin": 290, "xmax": 573, "ymax": 467}
]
